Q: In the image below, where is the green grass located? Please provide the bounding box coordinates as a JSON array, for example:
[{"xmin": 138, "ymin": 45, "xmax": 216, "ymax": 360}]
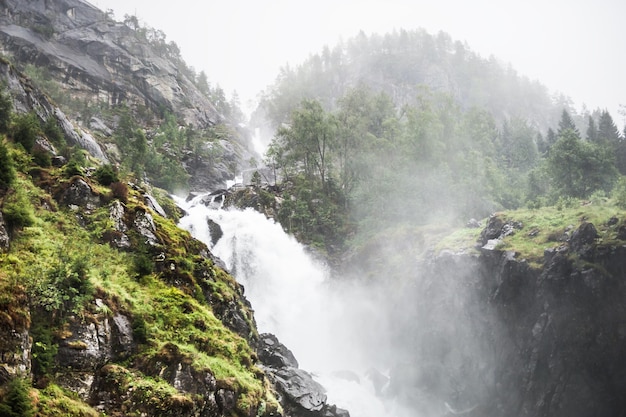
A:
[
  {"xmin": 434, "ymin": 198, "xmax": 626, "ymax": 268},
  {"xmin": 34, "ymin": 384, "xmax": 100, "ymax": 417},
  {"xmin": 0, "ymin": 161, "xmax": 279, "ymax": 416}
]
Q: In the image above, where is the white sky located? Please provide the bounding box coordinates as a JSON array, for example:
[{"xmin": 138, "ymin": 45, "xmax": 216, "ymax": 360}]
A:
[{"xmin": 93, "ymin": 0, "xmax": 625, "ymax": 127}]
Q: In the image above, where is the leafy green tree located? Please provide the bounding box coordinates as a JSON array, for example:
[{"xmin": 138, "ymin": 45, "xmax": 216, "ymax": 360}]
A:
[
  {"xmin": 499, "ymin": 117, "xmax": 538, "ymax": 171},
  {"xmin": 335, "ymin": 86, "xmax": 395, "ymax": 198},
  {"xmin": 196, "ymin": 71, "xmax": 210, "ymax": 96},
  {"xmin": 597, "ymin": 110, "xmax": 621, "ymax": 145},
  {"xmin": 274, "ymin": 99, "xmax": 336, "ymax": 189},
  {"xmin": 545, "ymin": 128, "xmax": 557, "ymax": 152}
]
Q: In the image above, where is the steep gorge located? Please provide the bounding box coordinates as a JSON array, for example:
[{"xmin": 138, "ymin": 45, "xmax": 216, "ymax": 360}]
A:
[{"xmin": 0, "ymin": 1, "xmax": 625, "ymax": 416}]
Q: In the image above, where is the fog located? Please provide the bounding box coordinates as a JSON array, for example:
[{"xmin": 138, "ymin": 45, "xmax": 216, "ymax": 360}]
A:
[
  {"xmin": 87, "ymin": 1, "xmax": 625, "ymax": 414},
  {"xmin": 176, "ymin": 195, "xmax": 504, "ymax": 416},
  {"xmin": 94, "ymin": 0, "xmax": 625, "ymax": 127}
]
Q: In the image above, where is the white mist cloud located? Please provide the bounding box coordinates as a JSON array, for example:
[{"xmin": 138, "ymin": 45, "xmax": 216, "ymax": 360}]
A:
[{"xmin": 94, "ymin": 0, "xmax": 625, "ymax": 125}]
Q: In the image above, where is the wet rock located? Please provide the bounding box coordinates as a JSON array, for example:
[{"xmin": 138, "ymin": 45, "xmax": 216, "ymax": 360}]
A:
[
  {"xmin": 111, "ymin": 313, "xmax": 133, "ymax": 359},
  {"xmin": 216, "ymin": 388, "xmax": 237, "ymax": 414},
  {"xmin": 207, "ymin": 218, "xmax": 224, "ymax": 246},
  {"xmin": 273, "ymin": 367, "xmax": 327, "ymax": 412},
  {"xmin": 466, "ymin": 218, "xmax": 482, "ymax": 228},
  {"xmin": 0, "ymin": 329, "xmax": 31, "ymax": 379},
  {"xmin": 133, "ymin": 208, "xmax": 159, "ymax": 246},
  {"xmin": 143, "ymin": 193, "xmax": 167, "ymax": 218},
  {"xmin": 479, "ymin": 215, "xmax": 522, "ymax": 246},
  {"xmin": 56, "ymin": 177, "xmax": 101, "ymax": 209},
  {"xmin": 479, "ymin": 215, "xmax": 505, "ymax": 245},
  {"xmin": 569, "ymin": 222, "xmax": 598, "ymax": 257},
  {"xmin": 0, "ymin": 212, "xmax": 9, "ymax": 252},
  {"xmin": 33, "ymin": 135, "xmax": 57, "ymax": 156},
  {"xmin": 51, "ymin": 155, "xmax": 67, "ymax": 167},
  {"xmin": 258, "ymin": 333, "xmax": 299, "ymax": 368}
]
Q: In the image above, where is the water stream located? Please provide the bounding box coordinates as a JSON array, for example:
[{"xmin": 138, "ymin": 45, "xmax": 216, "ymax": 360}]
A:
[{"xmin": 175, "ymin": 194, "xmax": 400, "ymax": 417}]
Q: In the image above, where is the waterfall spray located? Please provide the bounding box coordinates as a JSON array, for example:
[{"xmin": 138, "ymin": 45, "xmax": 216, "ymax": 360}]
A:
[{"xmin": 176, "ymin": 194, "xmax": 400, "ymax": 417}]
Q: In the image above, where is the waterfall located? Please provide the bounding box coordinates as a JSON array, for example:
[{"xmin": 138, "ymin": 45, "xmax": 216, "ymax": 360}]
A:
[{"xmin": 175, "ymin": 194, "xmax": 402, "ymax": 417}]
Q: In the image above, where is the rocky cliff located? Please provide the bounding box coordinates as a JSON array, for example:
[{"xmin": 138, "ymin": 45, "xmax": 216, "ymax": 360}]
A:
[
  {"xmin": 0, "ymin": 0, "xmax": 257, "ymax": 192},
  {"xmin": 0, "ymin": 0, "xmax": 219, "ymax": 128},
  {"xmin": 0, "ymin": 160, "xmax": 347, "ymax": 416},
  {"xmin": 379, "ymin": 214, "xmax": 626, "ymax": 417}
]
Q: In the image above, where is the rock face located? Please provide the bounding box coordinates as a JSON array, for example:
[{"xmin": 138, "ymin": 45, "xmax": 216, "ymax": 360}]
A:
[
  {"xmin": 0, "ymin": 211, "xmax": 9, "ymax": 252},
  {"xmin": 0, "ymin": 0, "xmax": 220, "ymax": 129},
  {"xmin": 257, "ymin": 334, "xmax": 350, "ymax": 417},
  {"xmin": 0, "ymin": 0, "xmax": 260, "ymax": 192},
  {"xmin": 482, "ymin": 222, "xmax": 626, "ymax": 417},
  {"xmin": 0, "ymin": 57, "xmax": 109, "ymax": 161},
  {"xmin": 387, "ymin": 216, "xmax": 626, "ymax": 417}
]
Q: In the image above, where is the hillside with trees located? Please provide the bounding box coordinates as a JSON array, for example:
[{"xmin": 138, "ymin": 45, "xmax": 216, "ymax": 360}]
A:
[{"xmin": 249, "ymin": 30, "xmax": 626, "ymax": 261}]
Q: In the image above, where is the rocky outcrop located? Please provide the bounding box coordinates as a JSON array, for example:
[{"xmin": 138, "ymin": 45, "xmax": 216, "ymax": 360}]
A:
[
  {"xmin": 0, "ymin": 57, "xmax": 108, "ymax": 161},
  {"xmin": 257, "ymin": 334, "xmax": 350, "ymax": 417},
  {"xmin": 55, "ymin": 176, "xmax": 102, "ymax": 210},
  {"xmin": 481, "ymin": 220, "xmax": 626, "ymax": 417},
  {"xmin": 0, "ymin": 0, "xmax": 261, "ymax": 192},
  {"xmin": 387, "ymin": 216, "xmax": 626, "ymax": 417},
  {"xmin": 0, "ymin": 0, "xmax": 220, "ymax": 129},
  {"xmin": 0, "ymin": 211, "xmax": 9, "ymax": 251}
]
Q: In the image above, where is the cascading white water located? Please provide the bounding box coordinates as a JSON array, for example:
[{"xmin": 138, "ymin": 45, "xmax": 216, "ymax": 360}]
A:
[{"xmin": 175, "ymin": 194, "xmax": 401, "ymax": 417}]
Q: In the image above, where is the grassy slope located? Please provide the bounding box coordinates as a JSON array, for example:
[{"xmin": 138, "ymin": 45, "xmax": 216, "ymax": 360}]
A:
[
  {"xmin": 436, "ymin": 197, "xmax": 626, "ymax": 269},
  {"xmin": 0, "ymin": 145, "xmax": 279, "ymax": 416}
]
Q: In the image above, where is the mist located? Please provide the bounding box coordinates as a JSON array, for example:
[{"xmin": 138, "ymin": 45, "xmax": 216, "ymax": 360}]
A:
[
  {"xmin": 96, "ymin": 0, "xmax": 625, "ymax": 128},
  {"xmin": 175, "ymin": 186, "xmax": 516, "ymax": 417}
]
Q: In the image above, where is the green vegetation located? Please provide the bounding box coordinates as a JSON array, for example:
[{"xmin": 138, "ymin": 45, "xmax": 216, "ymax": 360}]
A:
[
  {"xmin": 0, "ymin": 377, "xmax": 35, "ymax": 417},
  {"xmin": 0, "ymin": 135, "xmax": 278, "ymax": 415},
  {"xmin": 259, "ymin": 33, "xmax": 626, "ymax": 257},
  {"xmin": 435, "ymin": 196, "xmax": 626, "ymax": 269},
  {"xmin": 93, "ymin": 163, "xmax": 119, "ymax": 185},
  {"xmin": 11, "ymin": 111, "xmax": 40, "ymax": 152},
  {"xmin": 0, "ymin": 139, "xmax": 15, "ymax": 189}
]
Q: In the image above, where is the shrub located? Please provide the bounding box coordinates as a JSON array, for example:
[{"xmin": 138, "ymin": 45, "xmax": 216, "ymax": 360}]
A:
[
  {"xmin": 0, "ymin": 377, "xmax": 35, "ymax": 417},
  {"xmin": 63, "ymin": 160, "xmax": 84, "ymax": 177},
  {"xmin": 134, "ymin": 252, "xmax": 154, "ymax": 278},
  {"xmin": 613, "ymin": 176, "xmax": 626, "ymax": 209},
  {"xmin": 1, "ymin": 189, "xmax": 35, "ymax": 231},
  {"xmin": 132, "ymin": 315, "xmax": 148, "ymax": 344},
  {"xmin": 0, "ymin": 89, "xmax": 12, "ymax": 133},
  {"xmin": 32, "ymin": 254, "xmax": 95, "ymax": 317},
  {"xmin": 32, "ymin": 149, "xmax": 51, "ymax": 167},
  {"xmin": 30, "ymin": 315, "xmax": 58, "ymax": 380},
  {"xmin": 0, "ymin": 140, "xmax": 15, "ymax": 190},
  {"xmin": 11, "ymin": 112, "xmax": 40, "ymax": 152},
  {"xmin": 110, "ymin": 181, "xmax": 128, "ymax": 202},
  {"xmin": 94, "ymin": 164, "xmax": 119, "ymax": 185},
  {"xmin": 43, "ymin": 117, "xmax": 65, "ymax": 147}
]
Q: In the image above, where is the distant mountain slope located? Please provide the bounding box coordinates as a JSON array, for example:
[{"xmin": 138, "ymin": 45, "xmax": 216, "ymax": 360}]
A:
[
  {"xmin": 0, "ymin": 0, "xmax": 258, "ymax": 192},
  {"xmin": 0, "ymin": 0, "xmax": 220, "ymax": 128},
  {"xmin": 254, "ymin": 29, "xmax": 574, "ymax": 136}
]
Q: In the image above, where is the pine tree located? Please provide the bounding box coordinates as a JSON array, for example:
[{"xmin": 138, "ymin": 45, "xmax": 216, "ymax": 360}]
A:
[
  {"xmin": 586, "ymin": 115, "xmax": 598, "ymax": 142},
  {"xmin": 0, "ymin": 89, "xmax": 12, "ymax": 133},
  {"xmin": 0, "ymin": 378, "xmax": 35, "ymax": 417},
  {"xmin": 557, "ymin": 109, "xmax": 580, "ymax": 137},
  {"xmin": 0, "ymin": 140, "xmax": 15, "ymax": 190},
  {"xmin": 597, "ymin": 110, "xmax": 621, "ymax": 145}
]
